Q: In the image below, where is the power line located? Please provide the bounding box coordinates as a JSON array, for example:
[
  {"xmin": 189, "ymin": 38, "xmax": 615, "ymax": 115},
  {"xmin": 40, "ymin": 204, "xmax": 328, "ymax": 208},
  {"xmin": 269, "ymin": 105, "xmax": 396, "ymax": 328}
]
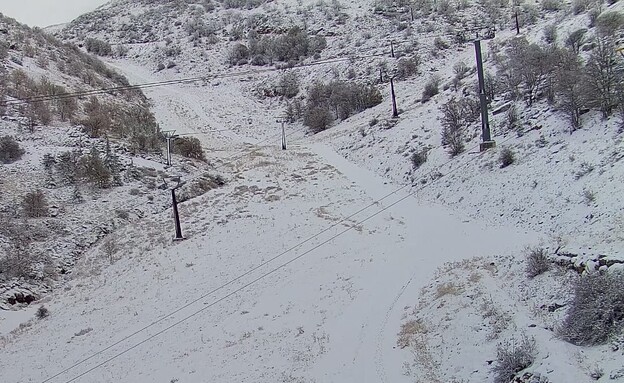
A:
[
  {"xmin": 46, "ymin": 130, "xmax": 521, "ymax": 383},
  {"xmin": 1, "ymin": 50, "xmax": 399, "ymax": 108},
  {"xmin": 1, "ymin": 31, "xmax": 459, "ymax": 109}
]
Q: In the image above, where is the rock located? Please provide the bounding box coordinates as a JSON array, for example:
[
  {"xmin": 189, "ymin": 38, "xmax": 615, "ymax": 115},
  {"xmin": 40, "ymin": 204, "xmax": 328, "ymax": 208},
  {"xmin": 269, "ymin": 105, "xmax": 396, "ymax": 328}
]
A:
[{"xmin": 610, "ymin": 368, "xmax": 624, "ymax": 379}]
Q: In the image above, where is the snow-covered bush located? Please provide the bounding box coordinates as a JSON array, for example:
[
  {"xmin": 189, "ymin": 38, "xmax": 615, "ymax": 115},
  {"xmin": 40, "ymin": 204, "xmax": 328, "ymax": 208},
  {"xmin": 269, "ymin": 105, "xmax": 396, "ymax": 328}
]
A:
[
  {"xmin": 541, "ymin": 0, "xmax": 562, "ymax": 12},
  {"xmin": 559, "ymin": 273, "xmax": 624, "ymax": 346},
  {"xmin": 85, "ymin": 37, "xmax": 112, "ymax": 56},
  {"xmin": 595, "ymin": 12, "xmax": 624, "ymax": 37},
  {"xmin": 492, "ymin": 336, "xmax": 536, "ymax": 383},
  {"xmin": 303, "ymin": 81, "xmax": 382, "ymax": 133},
  {"xmin": 396, "ymin": 55, "xmax": 420, "ymax": 79},
  {"xmin": 0, "ymin": 135, "xmax": 25, "ymax": 164},
  {"xmin": 411, "ymin": 149, "xmax": 428, "ymax": 169},
  {"xmin": 525, "ymin": 247, "xmax": 549, "ymax": 278},
  {"xmin": 36, "ymin": 306, "xmax": 50, "ymax": 319},
  {"xmin": 499, "ymin": 147, "xmax": 515, "ymax": 168},
  {"xmin": 174, "ymin": 137, "xmax": 205, "ymax": 160},
  {"xmin": 421, "ymin": 75, "xmax": 440, "ymax": 102},
  {"xmin": 21, "ymin": 190, "xmax": 49, "ymax": 218}
]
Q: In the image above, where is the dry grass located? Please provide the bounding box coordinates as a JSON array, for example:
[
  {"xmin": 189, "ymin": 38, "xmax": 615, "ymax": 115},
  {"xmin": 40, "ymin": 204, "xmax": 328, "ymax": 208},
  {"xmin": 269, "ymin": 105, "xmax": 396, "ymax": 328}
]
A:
[
  {"xmin": 434, "ymin": 282, "xmax": 464, "ymax": 299},
  {"xmin": 398, "ymin": 319, "xmax": 428, "ymax": 348}
]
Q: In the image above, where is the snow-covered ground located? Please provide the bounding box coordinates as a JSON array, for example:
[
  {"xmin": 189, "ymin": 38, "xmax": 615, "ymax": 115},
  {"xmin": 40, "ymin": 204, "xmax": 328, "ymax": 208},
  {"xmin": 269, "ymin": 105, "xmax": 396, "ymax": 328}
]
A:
[{"xmin": 2, "ymin": 0, "xmax": 624, "ymax": 381}]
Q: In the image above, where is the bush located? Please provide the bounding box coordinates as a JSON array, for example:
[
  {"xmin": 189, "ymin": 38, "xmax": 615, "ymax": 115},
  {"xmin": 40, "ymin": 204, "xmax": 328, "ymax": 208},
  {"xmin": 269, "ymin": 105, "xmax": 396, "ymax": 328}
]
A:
[
  {"xmin": 0, "ymin": 242, "xmax": 35, "ymax": 280},
  {"xmin": 595, "ymin": 12, "xmax": 624, "ymax": 37},
  {"xmin": 543, "ymin": 24, "xmax": 558, "ymax": 45},
  {"xmin": 36, "ymin": 305, "xmax": 49, "ymax": 319},
  {"xmin": 422, "ymin": 76, "xmax": 440, "ymax": 102},
  {"xmin": 79, "ymin": 147, "xmax": 111, "ymax": 188},
  {"xmin": 492, "ymin": 336, "xmax": 536, "ymax": 383},
  {"xmin": 572, "ymin": 0, "xmax": 590, "ymax": 14},
  {"xmin": 303, "ymin": 81, "xmax": 382, "ymax": 133},
  {"xmin": 277, "ymin": 72, "xmax": 300, "ymax": 98},
  {"xmin": 84, "ymin": 38, "xmax": 112, "ymax": 56},
  {"xmin": 228, "ymin": 43, "xmax": 249, "ymax": 65},
  {"xmin": 0, "ymin": 136, "xmax": 25, "ymax": 164},
  {"xmin": 174, "ymin": 137, "xmax": 205, "ymax": 160},
  {"xmin": 411, "ymin": 149, "xmax": 428, "ymax": 169},
  {"xmin": 433, "ymin": 37, "xmax": 450, "ymax": 50},
  {"xmin": 21, "ymin": 190, "xmax": 49, "ymax": 218},
  {"xmin": 453, "ymin": 61, "xmax": 470, "ymax": 80},
  {"xmin": 525, "ymin": 247, "xmax": 549, "ymax": 278},
  {"xmin": 565, "ymin": 29, "xmax": 587, "ymax": 54},
  {"xmin": 499, "ymin": 147, "xmax": 515, "ymax": 168},
  {"xmin": 396, "ymin": 55, "xmax": 420, "ymax": 79},
  {"xmin": 304, "ymin": 106, "xmax": 334, "ymax": 133},
  {"xmin": 541, "ymin": 0, "xmax": 562, "ymax": 11},
  {"xmin": 559, "ymin": 273, "xmax": 624, "ymax": 346}
]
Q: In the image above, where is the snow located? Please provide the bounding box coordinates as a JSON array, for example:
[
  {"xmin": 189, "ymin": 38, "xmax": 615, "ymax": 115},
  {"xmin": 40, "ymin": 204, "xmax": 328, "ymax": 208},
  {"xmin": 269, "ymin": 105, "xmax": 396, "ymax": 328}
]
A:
[{"xmin": 1, "ymin": 0, "xmax": 624, "ymax": 382}]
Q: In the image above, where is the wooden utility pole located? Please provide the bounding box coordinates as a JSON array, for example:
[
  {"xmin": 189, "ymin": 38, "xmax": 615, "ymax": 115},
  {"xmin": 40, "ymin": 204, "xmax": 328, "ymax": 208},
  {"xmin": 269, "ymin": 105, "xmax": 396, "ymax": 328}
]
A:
[
  {"xmin": 515, "ymin": 9, "xmax": 520, "ymax": 34},
  {"xmin": 390, "ymin": 77, "xmax": 399, "ymax": 118},
  {"xmin": 170, "ymin": 177, "xmax": 185, "ymax": 241},
  {"xmin": 390, "ymin": 41, "xmax": 395, "ymax": 58}
]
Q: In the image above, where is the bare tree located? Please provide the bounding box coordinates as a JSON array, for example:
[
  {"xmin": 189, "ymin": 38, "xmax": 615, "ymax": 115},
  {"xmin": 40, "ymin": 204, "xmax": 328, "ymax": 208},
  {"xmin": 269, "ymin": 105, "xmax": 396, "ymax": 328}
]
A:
[
  {"xmin": 555, "ymin": 50, "xmax": 585, "ymax": 132},
  {"xmin": 584, "ymin": 40, "xmax": 621, "ymax": 118},
  {"xmin": 440, "ymin": 98, "xmax": 466, "ymax": 156}
]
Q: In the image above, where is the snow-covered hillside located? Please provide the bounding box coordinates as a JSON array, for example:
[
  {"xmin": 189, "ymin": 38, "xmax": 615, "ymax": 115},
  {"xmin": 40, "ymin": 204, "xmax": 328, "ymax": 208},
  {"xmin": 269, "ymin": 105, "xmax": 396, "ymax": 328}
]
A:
[{"xmin": 1, "ymin": 0, "xmax": 624, "ymax": 382}]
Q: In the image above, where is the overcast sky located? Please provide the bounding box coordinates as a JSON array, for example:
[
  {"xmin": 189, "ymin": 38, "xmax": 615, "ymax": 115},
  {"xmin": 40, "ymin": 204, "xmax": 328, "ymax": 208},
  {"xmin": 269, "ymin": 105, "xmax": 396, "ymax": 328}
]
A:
[{"xmin": 0, "ymin": 0, "xmax": 109, "ymax": 27}]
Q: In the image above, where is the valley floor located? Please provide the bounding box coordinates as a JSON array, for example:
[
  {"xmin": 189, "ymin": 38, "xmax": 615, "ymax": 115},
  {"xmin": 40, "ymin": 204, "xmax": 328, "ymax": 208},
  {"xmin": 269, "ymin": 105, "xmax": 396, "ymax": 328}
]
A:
[{"xmin": 1, "ymin": 60, "xmax": 620, "ymax": 383}]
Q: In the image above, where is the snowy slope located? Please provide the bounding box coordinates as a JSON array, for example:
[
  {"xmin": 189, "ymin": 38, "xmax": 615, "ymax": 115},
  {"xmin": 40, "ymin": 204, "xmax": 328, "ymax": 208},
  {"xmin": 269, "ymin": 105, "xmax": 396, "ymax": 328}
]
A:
[{"xmin": 1, "ymin": 0, "xmax": 623, "ymax": 382}]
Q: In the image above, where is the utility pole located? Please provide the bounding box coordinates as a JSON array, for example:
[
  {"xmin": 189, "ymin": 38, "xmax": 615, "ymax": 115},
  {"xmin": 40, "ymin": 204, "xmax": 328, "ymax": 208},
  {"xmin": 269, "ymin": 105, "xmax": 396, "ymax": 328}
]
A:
[
  {"xmin": 467, "ymin": 27, "xmax": 496, "ymax": 151},
  {"xmin": 276, "ymin": 115, "xmax": 288, "ymax": 150},
  {"xmin": 390, "ymin": 40, "xmax": 395, "ymax": 58},
  {"xmin": 390, "ymin": 76, "xmax": 399, "ymax": 118},
  {"xmin": 170, "ymin": 176, "xmax": 185, "ymax": 241},
  {"xmin": 162, "ymin": 130, "xmax": 179, "ymax": 166},
  {"xmin": 515, "ymin": 9, "xmax": 520, "ymax": 34}
]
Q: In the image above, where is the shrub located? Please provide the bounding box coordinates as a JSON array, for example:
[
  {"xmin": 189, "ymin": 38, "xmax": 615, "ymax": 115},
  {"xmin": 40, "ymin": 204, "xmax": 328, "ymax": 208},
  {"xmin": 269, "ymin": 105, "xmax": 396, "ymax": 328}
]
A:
[
  {"xmin": 79, "ymin": 147, "xmax": 111, "ymax": 188},
  {"xmin": 21, "ymin": 190, "xmax": 49, "ymax": 218},
  {"xmin": 303, "ymin": 80, "xmax": 382, "ymax": 132},
  {"xmin": 559, "ymin": 273, "xmax": 624, "ymax": 346},
  {"xmin": 174, "ymin": 137, "xmax": 205, "ymax": 160},
  {"xmin": 541, "ymin": 0, "xmax": 562, "ymax": 11},
  {"xmin": 304, "ymin": 106, "xmax": 334, "ymax": 133},
  {"xmin": 433, "ymin": 37, "xmax": 450, "ymax": 51},
  {"xmin": 422, "ymin": 76, "xmax": 440, "ymax": 102},
  {"xmin": 0, "ymin": 242, "xmax": 35, "ymax": 280},
  {"xmin": 453, "ymin": 61, "xmax": 470, "ymax": 80},
  {"xmin": 440, "ymin": 98, "xmax": 474, "ymax": 156},
  {"xmin": 277, "ymin": 72, "xmax": 300, "ymax": 98},
  {"xmin": 101, "ymin": 237, "xmax": 118, "ymax": 264},
  {"xmin": 492, "ymin": 336, "xmax": 536, "ymax": 383},
  {"xmin": 36, "ymin": 306, "xmax": 49, "ymax": 319},
  {"xmin": 411, "ymin": 149, "xmax": 428, "ymax": 169},
  {"xmin": 543, "ymin": 24, "xmax": 558, "ymax": 45},
  {"xmin": 525, "ymin": 247, "xmax": 549, "ymax": 278},
  {"xmin": 0, "ymin": 136, "xmax": 25, "ymax": 164},
  {"xmin": 565, "ymin": 29, "xmax": 587, "ymax": 54},
  {"xmin": 499, "ymin": 147, "xmax": 515, "ymax": 168},
  {"xmin": 572, "ymin": 0, "xmax": 590, "ymax": 14},
  {"xmin": 57, "ymin": 151, "xmax": 80, "ymax": 185},
  {"xmin": 228, "ymin": 43, "xmax": 249, "ymax": 65},
  {"xmin": 84, "ymin": 38, "xmax": 112, "ymax": 56},
  {"xmin": 595, "ymin": 12, "xmax": 624, "ymax": 37},
  {"xmin": 396, "ymin": 55, "xmax": 420, "ymax": 79}
]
